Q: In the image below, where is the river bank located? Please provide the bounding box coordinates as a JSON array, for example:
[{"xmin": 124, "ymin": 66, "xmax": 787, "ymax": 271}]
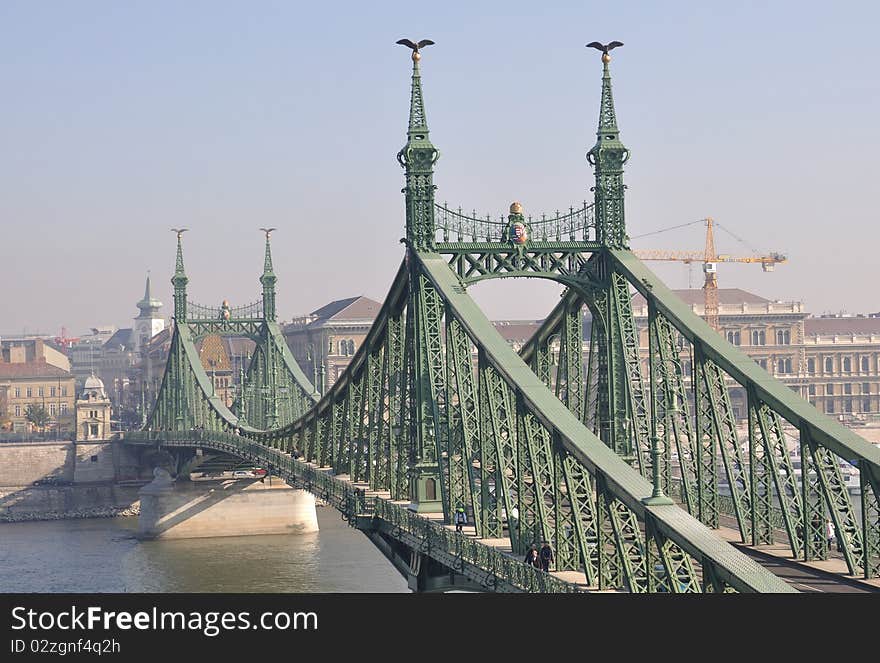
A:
[{"xmin": 0, "ymin": 483, "xmax": 142, "ymax": 524}]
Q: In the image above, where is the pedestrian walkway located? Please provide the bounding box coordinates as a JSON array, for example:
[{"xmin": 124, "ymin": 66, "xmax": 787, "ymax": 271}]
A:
[{"xmin": 319, "ymin": 465, "xmax": 873, "ymax": 592}]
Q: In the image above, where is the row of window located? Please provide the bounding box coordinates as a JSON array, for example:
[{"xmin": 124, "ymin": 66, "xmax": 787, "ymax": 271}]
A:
[
  {"xmin": 13, "ymin": 403, "xmax": 68, "ymax": 417},
  {"xmin": 746, "ymin": 356, "xmax": 876, "ymax": 375},
  {"xmin": 819, "ymin": 399, "xmax": 872, "ymax": 414},
  {"xmin": 725, "ymin": 330, "xmax": 791, "ymax": 346},
  {"xmin": 807, "ymin": 383, "xmax": 873, "ymax": 396},
  {"xmin": 12, "ymin": 386, "xmax": 69, "ymax": 398},
  {"xmin": 806, "ymin": 356, "xmax": 872, "ymax": 374}
]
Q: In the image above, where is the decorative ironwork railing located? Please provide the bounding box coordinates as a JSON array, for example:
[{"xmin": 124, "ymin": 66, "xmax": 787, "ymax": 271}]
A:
[
  {"xmin": 121, "ymin": 429, "xmax": 583, "ymax": 593},
  {"xmin": 434, "ymin": 202, "xmax": 595, "ymax": 243},
  {"xmin": 187, "ymin": 299, "xmax": 264, "ymax": 320},
  {"xmin": 371, "ymin": 498, "xmax": 583, "ymax": 593}
]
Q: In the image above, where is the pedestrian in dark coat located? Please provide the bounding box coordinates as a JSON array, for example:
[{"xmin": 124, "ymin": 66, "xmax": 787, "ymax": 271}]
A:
[
  {"xmin": 524, "ymin": 544, "xmax": 540, "ymax": 568},
  {"xmin": 539, "ymin": 541, "xmax": 554, "ymax": 572}
]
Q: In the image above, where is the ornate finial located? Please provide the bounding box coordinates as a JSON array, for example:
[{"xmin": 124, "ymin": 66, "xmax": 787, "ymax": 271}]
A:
[
  {"xmin": 171, "ymin": 227, "xmax": 189, "ymax": 240},
  {"xmin": 586, "ymin": 41, "xmax": 624, "ymax": 63},
  {"xmin": 396, "ymin": 38, "xmax": 435, "ymax": 62},
  {"xmin": 259, "ymin": 227, "xmax": 276, "ymax": 240},
  {"xmin": 509, "ymin": 201, "xmax": 523, "ymax": 215}
]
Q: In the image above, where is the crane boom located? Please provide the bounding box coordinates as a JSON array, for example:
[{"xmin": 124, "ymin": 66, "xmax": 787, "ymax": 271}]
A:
[{"xmin": 632, "ymin": 217, "xmax": 786, "ymax": 331}]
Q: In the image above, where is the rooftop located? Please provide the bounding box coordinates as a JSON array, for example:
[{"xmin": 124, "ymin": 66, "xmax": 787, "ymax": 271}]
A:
[
  {"xmin": 285, "ymin": 296, "xmax": 382, "ymax": 330},
  {"xmin": 632, "ymin": 288, "xmax": 773, "ymax": 308},
  {"xmin": 804, "ymin": 317, "xmax": 880, "ymax": 335},
  {"xmin": 0, "ymin": 362, "xmax": 72, "ymax": 380}
]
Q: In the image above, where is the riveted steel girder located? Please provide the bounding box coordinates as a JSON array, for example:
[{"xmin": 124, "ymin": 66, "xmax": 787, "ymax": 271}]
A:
[
  {"xmin": 446, "ymin": 316, "xmax": 480, "ymax": 528},
  {"xmin": 699, "ymin": 356, "xmax": 752, "ymax": 541}
]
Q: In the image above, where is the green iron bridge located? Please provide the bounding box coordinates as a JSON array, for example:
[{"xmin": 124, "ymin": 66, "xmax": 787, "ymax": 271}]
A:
[{"xmin": 121, "ymin": 44, "xmax": 880, "ymax": 593}]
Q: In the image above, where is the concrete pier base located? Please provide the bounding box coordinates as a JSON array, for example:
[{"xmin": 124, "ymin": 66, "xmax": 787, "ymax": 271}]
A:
[{"xmin": 137, "ymin": 472, "xmax": 318, "ymax": 540}]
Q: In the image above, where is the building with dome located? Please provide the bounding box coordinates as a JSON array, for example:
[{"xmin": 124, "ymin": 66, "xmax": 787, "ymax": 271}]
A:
[{"xmin": 75, "ymin": 374, "xmax": 112, "ymax": 441}]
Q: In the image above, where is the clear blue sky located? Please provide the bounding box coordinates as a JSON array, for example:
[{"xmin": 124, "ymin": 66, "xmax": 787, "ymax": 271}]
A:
[{"xmin": 1, "ymin": 1, "xmax": 878, "ymax": 335}]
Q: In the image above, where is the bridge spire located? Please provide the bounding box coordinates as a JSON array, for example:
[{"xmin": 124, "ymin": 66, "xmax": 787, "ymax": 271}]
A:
[
  {"xmin": 586, "ymin": 42, "xmax": 629, "ymax": 248},
  {"xmin": 259, "ymin": 228, "xmax": 277, "ymax": 322},
  {"xmin": 170, "ymin": 228, "xmax": 189, "ymax": 322},
  {"xmin": 396, "ymin": 39, "xmax": 439, "ymax": 250}
]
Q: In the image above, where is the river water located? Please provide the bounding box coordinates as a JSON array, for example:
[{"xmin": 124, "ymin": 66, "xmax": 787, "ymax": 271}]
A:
[{"xmin": 0, "ymin": 507, "xmax": 408, "ymax": 593}]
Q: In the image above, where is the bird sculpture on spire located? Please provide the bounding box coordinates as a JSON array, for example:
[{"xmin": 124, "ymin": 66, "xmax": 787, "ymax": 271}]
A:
[
  {"xmin": 586, "ymin": 40, "xmax": 624, "ymax": 63},
  {"xmin": 170, "ymin": 228, "xmax": 189, "ymax": 238},
  {"xmin": 396, "ymin": 38, "xmax": 435, "ymax": 61},
  {"xmin": 259, "ymin": 227, "xmax": 276, "ymax": 239}
]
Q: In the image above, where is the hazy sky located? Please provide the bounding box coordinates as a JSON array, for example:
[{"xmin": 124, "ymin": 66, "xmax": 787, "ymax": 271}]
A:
[{"xmin": 2, "ymin": 1, "xmax": 878, "ymax": 336}]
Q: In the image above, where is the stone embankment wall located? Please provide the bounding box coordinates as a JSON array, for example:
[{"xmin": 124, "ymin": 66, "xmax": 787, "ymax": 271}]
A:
[
  {"xmin": 0, "ymin": 440, "xmax": 146, "ymax": 522},
  {"xmin": 0, "ymin": 484, "xmax": 142, "ymax": 522}
]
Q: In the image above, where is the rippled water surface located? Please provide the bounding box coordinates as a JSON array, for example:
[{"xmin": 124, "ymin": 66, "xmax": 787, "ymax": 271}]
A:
[{"xmin": 0, "ymin": 507, "xmax": 408, "ymax": 593}]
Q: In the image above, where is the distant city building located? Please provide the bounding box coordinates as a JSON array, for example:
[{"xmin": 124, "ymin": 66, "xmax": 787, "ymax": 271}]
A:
[
  {"xmin": 75, "ymin": 374, "xmax": 112, "ymax": 440},
  {"xmin": 632, "ymin": 288, "xmax": 880, "ymax": 422},
  {"xmin": 0, "ymin": 339, "xmax": 76, "ymax": 433},
  {"xmin": 283, "ymin": 296, "xmax": 382, "ymax": 391},
  {"xmin": 0, "ymin": 337, "xmax": 70, "ymax": 372},
  {"xmin": 68, "ymin": 326, "xmax": 118, "ymax": 387}
]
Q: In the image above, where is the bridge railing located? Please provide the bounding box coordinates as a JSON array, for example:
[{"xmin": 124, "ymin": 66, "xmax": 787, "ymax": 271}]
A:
[
  {"xmin": 187, "ymin": 299, "xmax": 264, "ymax": 320},
  {"xmin": 434, "ymin": 202, "xmax": 595, "ymax": 244},
  {"xmin": 371, "ymin": 498, "xmax": 584, "ymax": 593}
]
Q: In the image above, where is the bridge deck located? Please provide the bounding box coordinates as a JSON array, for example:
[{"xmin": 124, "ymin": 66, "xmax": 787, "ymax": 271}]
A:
[{"xmin": 713, "ymin": 526, "xmax": 880, "ymax": 591}]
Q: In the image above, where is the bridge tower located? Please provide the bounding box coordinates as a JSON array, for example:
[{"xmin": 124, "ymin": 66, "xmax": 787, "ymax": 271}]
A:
[{"xmin": 398, "ymin": 45, "xmax": 445, "ymax": 514}]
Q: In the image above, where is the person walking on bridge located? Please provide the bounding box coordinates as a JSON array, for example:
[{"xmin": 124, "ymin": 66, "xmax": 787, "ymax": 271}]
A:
[
  {"xmin": 454, "ymin": 505, "xmax": 467, "ymax": 533},
  {"xmin": 524, "ymin": 544, "xmax": 540, "ymax": 568},
  {"xmin": 539, "ymin": 541, "xmax": 554, "ymax": 573}
]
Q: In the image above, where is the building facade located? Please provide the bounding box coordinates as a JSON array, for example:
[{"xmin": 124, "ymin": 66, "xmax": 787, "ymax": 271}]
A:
[
  {"xmin": 283, "ymin": 296, "xmax": 382, "ymax": 392},
  {"xmin": 0, "ymin": 356, "xmax": 76, "ymax": 433},
  {"xmin": 75, "ymin": 374, "xmax": 112, "ymax": 440}
]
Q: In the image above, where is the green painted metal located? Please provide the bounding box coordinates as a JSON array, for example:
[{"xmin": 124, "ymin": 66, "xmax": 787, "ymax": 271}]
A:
[
  {"xmin": 860, "ymin": 462, "xmax": 880, "ymax": 577},
  {"xmin": 417, "ymin": 250, "xmax": 793, "ymax": 591},
  {"xmin": 260, "ymin": 230, "xmax": 277, "ymax": 322},
  {"xmin": 588, "ymin": 56, "xmax": 629, "ymax": 248},
  {"xmin": 700, "ymin": 357, "xmax": 752, "ymax": 541},
  {"xmin": 803, "ymin": 427, "xmax": 862, "ymax": 574},
  {"xmin": 693, "ymin": 345, "xmax": 720, "ymax": 528},
  {"xmin": 172, "ymin": 231, "xmax": 188, "ymax": 323},
  {"xmin": 560, "ymin": 450, "xmax": 600, "ymax": 585},
  {"xmin": 654, "ymin": 313, "xmax": 698, "ymax": 509},
  {"xmin": 398, "ymin": 51, "xmax": 439, "ymax": 251},
  {"xmin": 445, "ymin": 315, "xmax": 481, "ymax": 527},
  {"xmin": 556, "ymin": 299, "xmax": 585, "ymax": 420}
]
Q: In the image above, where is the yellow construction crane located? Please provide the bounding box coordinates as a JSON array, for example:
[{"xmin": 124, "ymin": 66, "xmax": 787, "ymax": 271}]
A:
[{"xmin": 633, "ymin": 218, "xmax": 787, "ymax": 331}]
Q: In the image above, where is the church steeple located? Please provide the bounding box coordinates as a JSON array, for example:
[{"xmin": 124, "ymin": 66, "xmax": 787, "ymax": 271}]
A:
[
  {"xmin": 259, "ymin": 228, "xmax": 277, "ymax": 322},
  {"xmin": 133, "ymin": 272, "xmax": 165, "ymax": 354},
  {"xmin": 586, "ymin": 43, "xmax": 630, "ymax": 248},
  {"xmin": 171, "ymin": 229, "xmax": 189, "ymax": 322},
  {"xmin": 396, "ymin": 39, "xmax": 439, "ymax": 250},
  {"xmin": 136, "ymin": 273, "xmax": 162, "ymax": 319}
]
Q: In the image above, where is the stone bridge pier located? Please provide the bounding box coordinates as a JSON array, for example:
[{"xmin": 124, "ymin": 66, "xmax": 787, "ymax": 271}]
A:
[{"xmin": 137, "ymin": 468, "xmax": 318, "ymax": 540}]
